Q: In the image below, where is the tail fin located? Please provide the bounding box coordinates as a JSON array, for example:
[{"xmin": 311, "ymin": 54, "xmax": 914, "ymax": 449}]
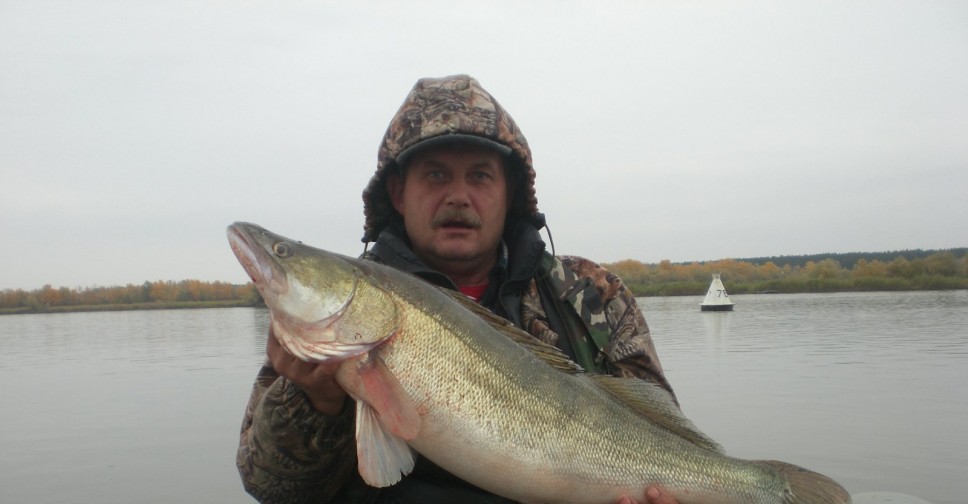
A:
[{"xmin": 756, "ymin": 460, "xmax": 852, "ymax": 504}]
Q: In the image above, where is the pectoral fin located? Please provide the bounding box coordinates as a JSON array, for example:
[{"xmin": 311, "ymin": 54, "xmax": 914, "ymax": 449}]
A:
[{"xmin": 357, "ymin": 354, "xmax": 420, "ymax": 440}]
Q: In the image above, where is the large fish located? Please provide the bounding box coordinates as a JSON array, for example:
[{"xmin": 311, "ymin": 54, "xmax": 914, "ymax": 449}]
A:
[{"xmin": 227, "ymin": 222, "xmax": 851, "ymax": 504}]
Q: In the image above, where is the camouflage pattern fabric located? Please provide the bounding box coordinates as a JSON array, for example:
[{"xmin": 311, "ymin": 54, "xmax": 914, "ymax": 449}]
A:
[
  {"xmin": 531, "ymin": 255, "xmax": 677, "ymax": 401},
  {"xmin": 559, "ymin": 256, "xmax": 644, "ymax": 364},
  {"xmin": 361, "ymin": 74, "xmax": 539, "ymax": 243},
  {"xmin": 237, "ymin": 362, "xmax": 378, "ymax": 503}
]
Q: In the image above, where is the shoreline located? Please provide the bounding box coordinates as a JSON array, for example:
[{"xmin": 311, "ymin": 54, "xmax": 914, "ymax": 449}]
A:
[
  {"xmin": 0, "ymin": 299, "xmax": 262, "ymax": 316},
  {"xmin": 3, "ymin": 286, "xmax": 964, "ymax": 316}
]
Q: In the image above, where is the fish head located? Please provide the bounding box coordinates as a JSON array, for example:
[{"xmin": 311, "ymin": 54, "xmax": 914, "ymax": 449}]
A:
[{"xmin": 227, "ymin": 222, "xmax": 398, "ymax": 362}]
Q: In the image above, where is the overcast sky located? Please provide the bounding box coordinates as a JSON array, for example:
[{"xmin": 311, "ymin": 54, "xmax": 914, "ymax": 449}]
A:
[{"xmin": 2, "ymin": 1, "xmax": 966, "ymax": 291}]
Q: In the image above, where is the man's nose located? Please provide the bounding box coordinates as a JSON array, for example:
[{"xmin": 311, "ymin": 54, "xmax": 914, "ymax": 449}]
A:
[{"xmin": 443, "ymin": 179, "xmax": 471, "ymax": 207}]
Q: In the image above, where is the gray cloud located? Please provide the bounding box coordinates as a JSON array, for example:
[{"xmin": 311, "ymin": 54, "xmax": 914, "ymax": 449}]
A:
[{"xmin": 2, "ymin": 1, "xmax": 966, "ymax": 290}]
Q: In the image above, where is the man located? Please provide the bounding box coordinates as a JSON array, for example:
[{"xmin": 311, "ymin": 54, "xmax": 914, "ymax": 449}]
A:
[{"xmin": 238, "ymin": 75, "xmax": 681, "ymax": 504}]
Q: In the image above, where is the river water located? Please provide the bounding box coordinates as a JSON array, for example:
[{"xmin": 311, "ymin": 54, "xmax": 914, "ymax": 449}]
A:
[{"xmin": 0, "ymin": 290, "xmax": 964, "ymax": 503}]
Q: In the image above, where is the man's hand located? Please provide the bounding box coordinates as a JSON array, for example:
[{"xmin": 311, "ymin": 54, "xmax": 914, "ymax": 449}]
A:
[
  {"xmin": 266, "ymin": 329, "xmax": 347, "ymax": 415},
  {"xmin": 616, "ymin": 486, "xmax": 679, "ymax": 504}
]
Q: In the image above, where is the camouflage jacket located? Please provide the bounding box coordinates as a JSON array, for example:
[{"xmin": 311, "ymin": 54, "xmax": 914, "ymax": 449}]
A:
[{"xmin": 236, "ymin": 223, "xmax": 676, "ymax": 503}]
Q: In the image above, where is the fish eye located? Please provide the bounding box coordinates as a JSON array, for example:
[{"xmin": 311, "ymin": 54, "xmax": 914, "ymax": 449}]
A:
[{"xmin": 272, "ymin": 242, "xmax": 292, "ymax": 257}]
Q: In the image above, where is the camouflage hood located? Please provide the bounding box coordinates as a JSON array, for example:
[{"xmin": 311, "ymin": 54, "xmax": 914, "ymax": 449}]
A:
[{"xmin": 361, "ymin": 74, "xmax": 541, "ymax": 243}]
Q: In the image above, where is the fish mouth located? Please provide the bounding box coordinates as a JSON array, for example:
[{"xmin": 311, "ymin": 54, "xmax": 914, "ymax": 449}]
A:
[{"xmin": 227, "ymin": 223, "xmax": 287, "ymax": 295}]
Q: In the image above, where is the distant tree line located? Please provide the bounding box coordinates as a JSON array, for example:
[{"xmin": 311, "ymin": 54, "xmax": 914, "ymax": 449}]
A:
[
  {"xmin": 3, "ymin": 249, "xmax": 966, "ymax": 313},
  {"xmin": 0, "ymin": 280, "xmax": 261, "ymax": 314},
  {"xmin": 735, "ymin": 247, "xmax": 968, "ymax": 270},
  {"xmin": 604, "ymin": 249, "xmax": 968, "ymax": 296}
]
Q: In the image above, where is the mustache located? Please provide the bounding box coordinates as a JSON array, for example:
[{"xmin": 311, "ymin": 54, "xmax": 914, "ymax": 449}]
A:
[{"xmin": 432, "ymin": 209, "xmax": 482, "ymax": 229}]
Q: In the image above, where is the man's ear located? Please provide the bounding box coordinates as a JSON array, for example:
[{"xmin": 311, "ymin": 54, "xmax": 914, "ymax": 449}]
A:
[{"xmin": 386, "ymin": 172, "xmax": 404, "ymax": 214}]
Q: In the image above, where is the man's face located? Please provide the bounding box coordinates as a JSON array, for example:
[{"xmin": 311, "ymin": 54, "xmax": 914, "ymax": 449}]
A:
[{"xmin": 388, "ymin": 144, "xmax": 509, "ymax": 277}]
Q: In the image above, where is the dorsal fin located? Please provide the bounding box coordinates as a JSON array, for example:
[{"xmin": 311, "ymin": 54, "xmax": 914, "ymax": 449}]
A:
[
  {"xmin": 590, "ymin": 374, "xmax": 723, "ymax": 452},
  {"xmin": 442, "ymin": 287, "xmax": 583, "ymax": 373}
]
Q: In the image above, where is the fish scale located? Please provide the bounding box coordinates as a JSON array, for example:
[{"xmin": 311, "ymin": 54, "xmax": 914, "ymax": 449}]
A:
[{"xmin": 370, "ymin": 271, "xmax": 775, "ymax": 502}]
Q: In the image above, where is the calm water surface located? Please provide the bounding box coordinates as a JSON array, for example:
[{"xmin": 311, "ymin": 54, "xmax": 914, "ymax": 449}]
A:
[
  {"xmin": 645, "ymin": 291, "xmax": 967, "ymax": 504},
  {"xmin": 0, "ymin": 291, "xmax": 965, "ymax": 503},
  {"xmin": 0, "ymin": 308, "xmax": 266, "ymax": 504}
]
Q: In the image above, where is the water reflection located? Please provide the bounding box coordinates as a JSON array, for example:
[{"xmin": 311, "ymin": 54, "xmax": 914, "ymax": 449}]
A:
[
  {"xmin": 700, "ymin": 311, "xmax": 731, "ymax": 354},
  {"xmin": 251, "ymin": 307, "xmax": 270, "ymax": 354}
]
